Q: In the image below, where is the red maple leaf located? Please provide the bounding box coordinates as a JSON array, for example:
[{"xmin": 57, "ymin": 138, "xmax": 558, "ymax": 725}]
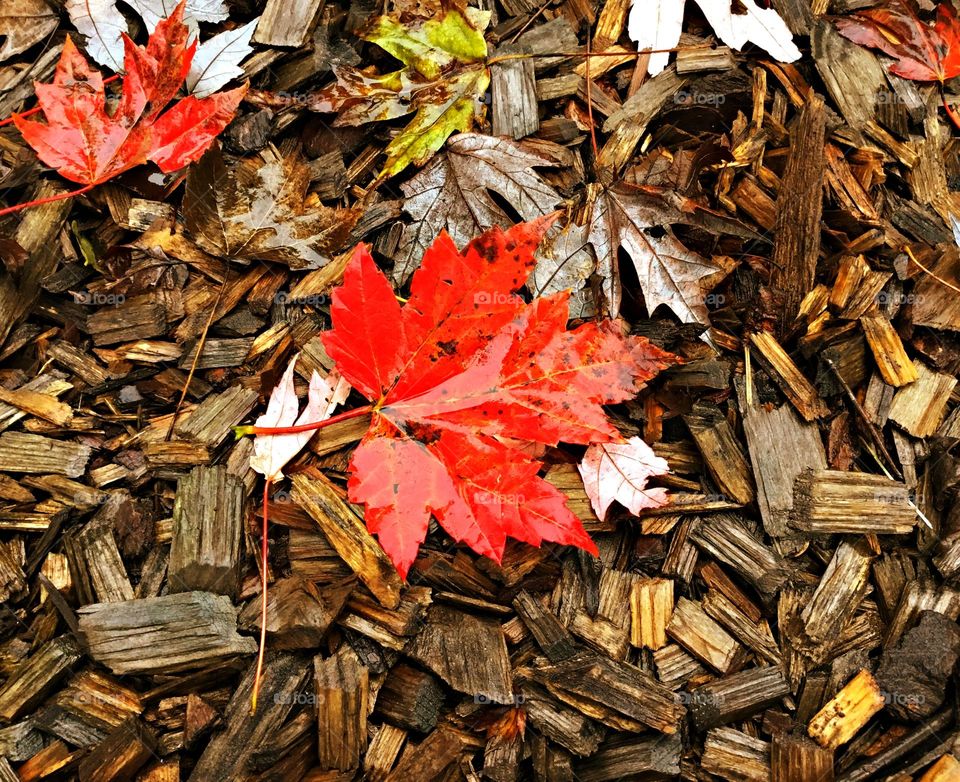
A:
[
  {"xmin": 13, "ymin": 0, "xmax": 245, "ymax": 186},
  {"xmin": 835, "ymin": 0, "xmax": 960, "ymax": 83},
  {"xmin": 318, "ymin": 217, "xmax": 677, "ymax": 578}
]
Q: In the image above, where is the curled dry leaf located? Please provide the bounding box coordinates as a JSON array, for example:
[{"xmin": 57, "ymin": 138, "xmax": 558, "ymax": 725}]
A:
[
  {"xmin": 318, "ymin": 217, "xmax": 678, "ymax": 577},
  {"xmin": 394, "ymin": 133, "xmax": 570, "ymax": 284},
  {"xmin": 184, "ymin": 141, "xmax": 361, "ymax": 268},
  {"xmin": 0, "ymin": 0, "xmax": 59, "ymax": 64},
  {"xmin": 628, "ymin": 0, "xmax": 801, "ymax": 76},
  {"xmin": 250, "ymin": 356, "xmax": 350, "ymax": 482},
  {"xmin": 15, "ymin": 1, "xmax": 246, "ymax": 186},
  {"xmin": 311, "ymin": 7, "xmax": 491, "ymax": 178},
  {"xmin": 578, "ymin": 436, "xmax": 670, "ymax": 520}
]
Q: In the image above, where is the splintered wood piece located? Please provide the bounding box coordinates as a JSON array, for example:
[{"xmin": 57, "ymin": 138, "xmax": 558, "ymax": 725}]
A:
[
  {"xmin": 919, "ymin": 755, "xmax": 960, "ymax": 781},
  {"xmin": 749, "ymin": 331, "xmax": 828, "ymax": 420},
  {"xmin": 573, "ymin": 733, "xmax": 681, "ymax": 782},
  {"xmin": 0, "ymin": 386, "xmax": 72, "ymax": 426},
  {"xmin": 364, "ymin": 724, "xmax": 407, "ymax": 781},
  {"xmin": 170, "ymin": 465, "xmax": 245, "ymax": 597},
  {"xmin": 667, "ymin": 597, "xmax": 742, "ymax": 673},
  {"xmin": 799, "ymin": 539, "xmax": 874, "ymax": 653},
  {"xmin": 374, "ymin": 663, "xmax": 443, "ymax": 733},
  {"xmin": 740, "ymin": 389, "xmax": 828, "ymax": 538},
  {"xmin": 860, "ymin": 314, "xmax": 917, "ymax": 387},
  {"xmin": 807, "ymin": 669, "xmax": 884, "ymax": 749},
  {"xmin": 683, "ymin": 403, "xmax": 755, "ymax": 505},
  {"xmin": 0, "ymin": 432, "xmax": 91, "ymax": 477},
  {"xmin": 382, "ymin": 726, "xmax": 462, "ymax": 782},
  {"xmin": 884, "ymin": 579, "xmax": 960, "ymax": 648},
  {"xmin": 0, "ymin": 636, "xmax": 82, "ymax": 722},
  {"xmin": 291, "ymin": 472, "xmax": 402, "ymax": 609},
  {"xmin": 34, "ymin": 670, "xmax": 142, "ymax": 747},
  {"xmin": 569, "ymin": 611, "xmax": 629, "ymax": 660},
  {"xmin": 771, "ymin": 733, "xmax": 834, "ymax": 782},
  {"xmin": 687, "ymin": 665, "xmax": 790, "ymax": 730},
  {"xmin": 174, "ymin": 385, "xmax": 258, "ymax": 447},
  {"xmin": 521, "ymin": 685, "xmax": 605, "ymax": 757},
  {"xmin": 629, "ymin": 577, "xmax": 673, "ymax": 650},
  {"xmin": 77, "ymin": 717, "xmax": 157, "ymax": 782},
  {"xmin": 491, "ymin": 43, "xmax": 539, "ymax": 139},
  {"xmin": 64, "ymin": 499, "xmax": 134, "ymax": 604},
  {"xmin": 770, "ymin": 94, "xmax": 825, "ymax": 330},
  {"xmin": 78, "ymin": 592, "xmax": 257, "ymax": 675},
  {"xmin": 702, "ymin": 590, "xmax": 781, "ymax": 666},
  {"xmin": 315, "ymin": 648, "xmax": 368, "ymax": 771},
  {"xmin": 513, "ymin": 590, "xmax": 578, "ymax": 662},
  {"xmin": 701, "ymin": 728, "xmax": 770, "ymax": 782},
  {"xmin": 188, "ymin": 653, "xmax": 311, "ymax": 782},
  {"xmin": 690, "ymin": 515, "xmax": 792, "ymax": 603},
  {"xmin": 338, "ymin": 586, "xmax": 432, "ymax": 651},
  {"xmin": 532, "ymin": 652, "xmax": 685, "ymax": 734},
  {"xmin": 239, "ymin": 577, "xmax": 352, "ymax": 649},
  {"xmin": 253, "ymin": 0, "xmax": 322, "ymax": 46},
  {"xmin": 791, "ymin": 469, "xmax": 916, "ymax": 535},
  {"xmin": 888, "ymin": 361, "xmax": 957, "ymax": 437},
  {"xmin": 405, "ymin": 605, "xmax": 512, "ymax": 703}
]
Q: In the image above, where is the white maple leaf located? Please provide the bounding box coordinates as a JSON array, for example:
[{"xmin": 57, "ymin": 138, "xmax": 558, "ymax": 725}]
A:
[
  {"xmin": 628, "ymin": 0, "xmax": 801, "ymax": 76},
  {"xmin": 250, "ymin": 355, "xmax": 351, "ymax": 482},
  {"xmin": 578, "ymin": 436, "xmax": 670, "ymax": 519},
  {"xmin": 65, "ymin": 0, "xmax": 232, "ymax": 72},
  {"xmin": 186, "ymin": 18, "xmax": 258, "ymax": 98}
]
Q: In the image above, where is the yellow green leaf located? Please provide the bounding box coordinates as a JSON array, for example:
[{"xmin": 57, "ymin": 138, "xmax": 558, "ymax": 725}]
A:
[
  {"xmin": 380, "ymin": 64, "xmax": 489, "ymax": 178},
  {"xmin": 365, "ymin": 8, "xmax": 488, "ymax": 79}
]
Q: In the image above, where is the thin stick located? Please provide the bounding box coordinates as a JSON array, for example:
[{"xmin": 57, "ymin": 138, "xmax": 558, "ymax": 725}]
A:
[
  {"xmin": 585, "ymin": 29, "xmax": 599, "ymax": 161},
  {"xmin": 235, "ymin": 404, "xmax": 374, "ymax": 437},
  {"xmin": 485, "ymin": 44, "xmax": 712, "ymax": 66},
  {"xmin": 903, "ymin": 244, "xmax": 960, "ymax": 295},
  {"xmin": 165, "ymin": 269, "xmax": 231, "ymax": 441},
  {"xmin": 0, "ymin": 183, "xmax": 95, "ymax": 217},
  {"xmin": 251, "ymin": 478, "xmax": 271, "ymax": 713}
]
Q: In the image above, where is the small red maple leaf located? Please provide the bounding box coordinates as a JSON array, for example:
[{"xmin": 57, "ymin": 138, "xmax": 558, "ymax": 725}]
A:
[
  {"xmin": 319, "ymin": 217, "xmax": 677, "ymax": 578},
  {"xmin": 13, "ymin": 0, "xmax": 245, "ymax": 186},
  {"xmin": 835, "ymin": 0, "xmax": 960, "ymax": 83}
]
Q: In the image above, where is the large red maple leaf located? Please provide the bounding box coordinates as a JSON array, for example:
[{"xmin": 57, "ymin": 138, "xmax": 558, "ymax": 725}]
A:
[
  {"xmin": 13, "ymin": 0, "xmax": 245, "ymax": 186},
  {"xmin": 321, "ymin": 217, "xmax": 677, "ymax": 577}
]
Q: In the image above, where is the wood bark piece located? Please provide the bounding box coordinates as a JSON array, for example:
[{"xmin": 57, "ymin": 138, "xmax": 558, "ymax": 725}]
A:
[
  {"xmin": 0, "ymin": 636, "xmax": 81, "ymax": 722},
  {"xmin": 405, "ymin": 604, "xmax": 512, "ymax": 703},
  {"xmin": 701, "ymin": 727, "xmax": 770, "ymax": 782},
  {"xmin": 771, "ymin": 733, "xmax": 834, "ymax": 782},
  {"xmin": 750, "ymin": 331, "xmax": 829, "ymax": 420},
  {"xmin": 687, "ymin": 665, "xmax": 790, "ymax": 730},
  {"xmin": 0, "ymin": 432, "xmax": 90, "ymax": 477},
  {"xmin": 170, "ymin": 465, "xmax": 245, "ymax": 597},
  {"xmin": 239, "ymin": 576, "xmax": 352, "ymax": 649},
  {"xmin": 291, "ymin": 472, "xmax": 402, "ymax": 609},
  {"xmin": 521, "ymin": 684, "xmax": 605, "ymax": 757},
  {"xmin": 860, "ymin": 314, "xmax": 917, "ymax": 387},
  {"xmin": 888, "ymin": 361, "xmax": 957, "ymax": 437},
  {"xmin": 78, "ymin": 592, "xmax": 257, "ymax": 675},
  {"xmin": 382, "ymin": 726, "xmax": 462, "ymax": 782},
  {"xmin": 374, "ymin": 663, "xmax": 443, "ymax": 733},
  {"xmin": 491, "ymin": 43, "xmax": 539, "ymax": 139},
  {"xmin": 683, "ymin": 402, "xmax": 755, "ymax": 505},
  {"xmin": 513, "ymin": 589, "xmax": 578, "ymax": 662},
  {"xmin": 253, "ymin": 0, "xmax": 324, "ymax": 48},
  {"xmin": 315, "ymin": 648, "xmax": 368, "ymax": 771},
  {"xmin": 573, "ymin": 733, "xmax": 681, "ymax": 782},
  {"xmin": 770, "ymin": 94, "xmax": 825, "ymax": 331},
  {"xmin": 77, "ymin": 717, "xmax": 156, "ymax": 782},
  {"xmin": 629, "ymin": 577, "xmax": 673, "ymax": 650},
  {"xmin": 738, "ymin": 389, "xmax": 827, "ymax": 538},
  {"xmin": 790, "ymin": 469, "xmax": 916, "ymax": 535},
  {"xmin": 807, "ymin": 669, "xmax": 884, "ymax": 749}
]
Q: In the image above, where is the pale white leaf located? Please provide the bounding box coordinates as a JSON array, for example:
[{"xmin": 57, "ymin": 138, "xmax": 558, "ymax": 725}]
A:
[
  {"xmin": 250, "ymin": 355, "xmax": 350, "ymax": 481},
  {"xmin": 626, "ymin": 0, "xmax": 684, "ymax": 76},
  {"xmin": 951, "ymin": 214, "xmax": 960, "ymax": 248},
  {"xmin": 627, "ymin": 0, "xmax": 800, "ymax": 76},
  {"xmin": 578, "ymin": 436, "xmax": 670, "ymax": 519},
  {"xmin": 125, "ymin": 0, "xmax": 229, "ymax": 34},
  {"xmin": 65, "ymin": 0, "xmax": 127, "ymax": 71},
  {"xmin": 186, "ymin": 18, "xmax": 258, "ymax": 97}
]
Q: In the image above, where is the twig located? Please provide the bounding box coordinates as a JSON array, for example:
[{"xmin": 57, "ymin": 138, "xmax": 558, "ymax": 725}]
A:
[
  {"xmin": 585, "ymin": 29, "xmax": 599, "ymax": 161},
  {"xmin": 251, "ymin": 479, "xmax": 271, "ymax": 713},
  {"xmin": 903, "ymin": 244, "xmax": 960, "ymax": 295}
]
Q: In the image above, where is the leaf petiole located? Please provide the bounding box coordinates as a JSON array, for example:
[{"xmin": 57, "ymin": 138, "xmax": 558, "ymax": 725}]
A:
[{"xmin": 233, "ymin": 404, "xmax": 373, "ymax": 439}]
